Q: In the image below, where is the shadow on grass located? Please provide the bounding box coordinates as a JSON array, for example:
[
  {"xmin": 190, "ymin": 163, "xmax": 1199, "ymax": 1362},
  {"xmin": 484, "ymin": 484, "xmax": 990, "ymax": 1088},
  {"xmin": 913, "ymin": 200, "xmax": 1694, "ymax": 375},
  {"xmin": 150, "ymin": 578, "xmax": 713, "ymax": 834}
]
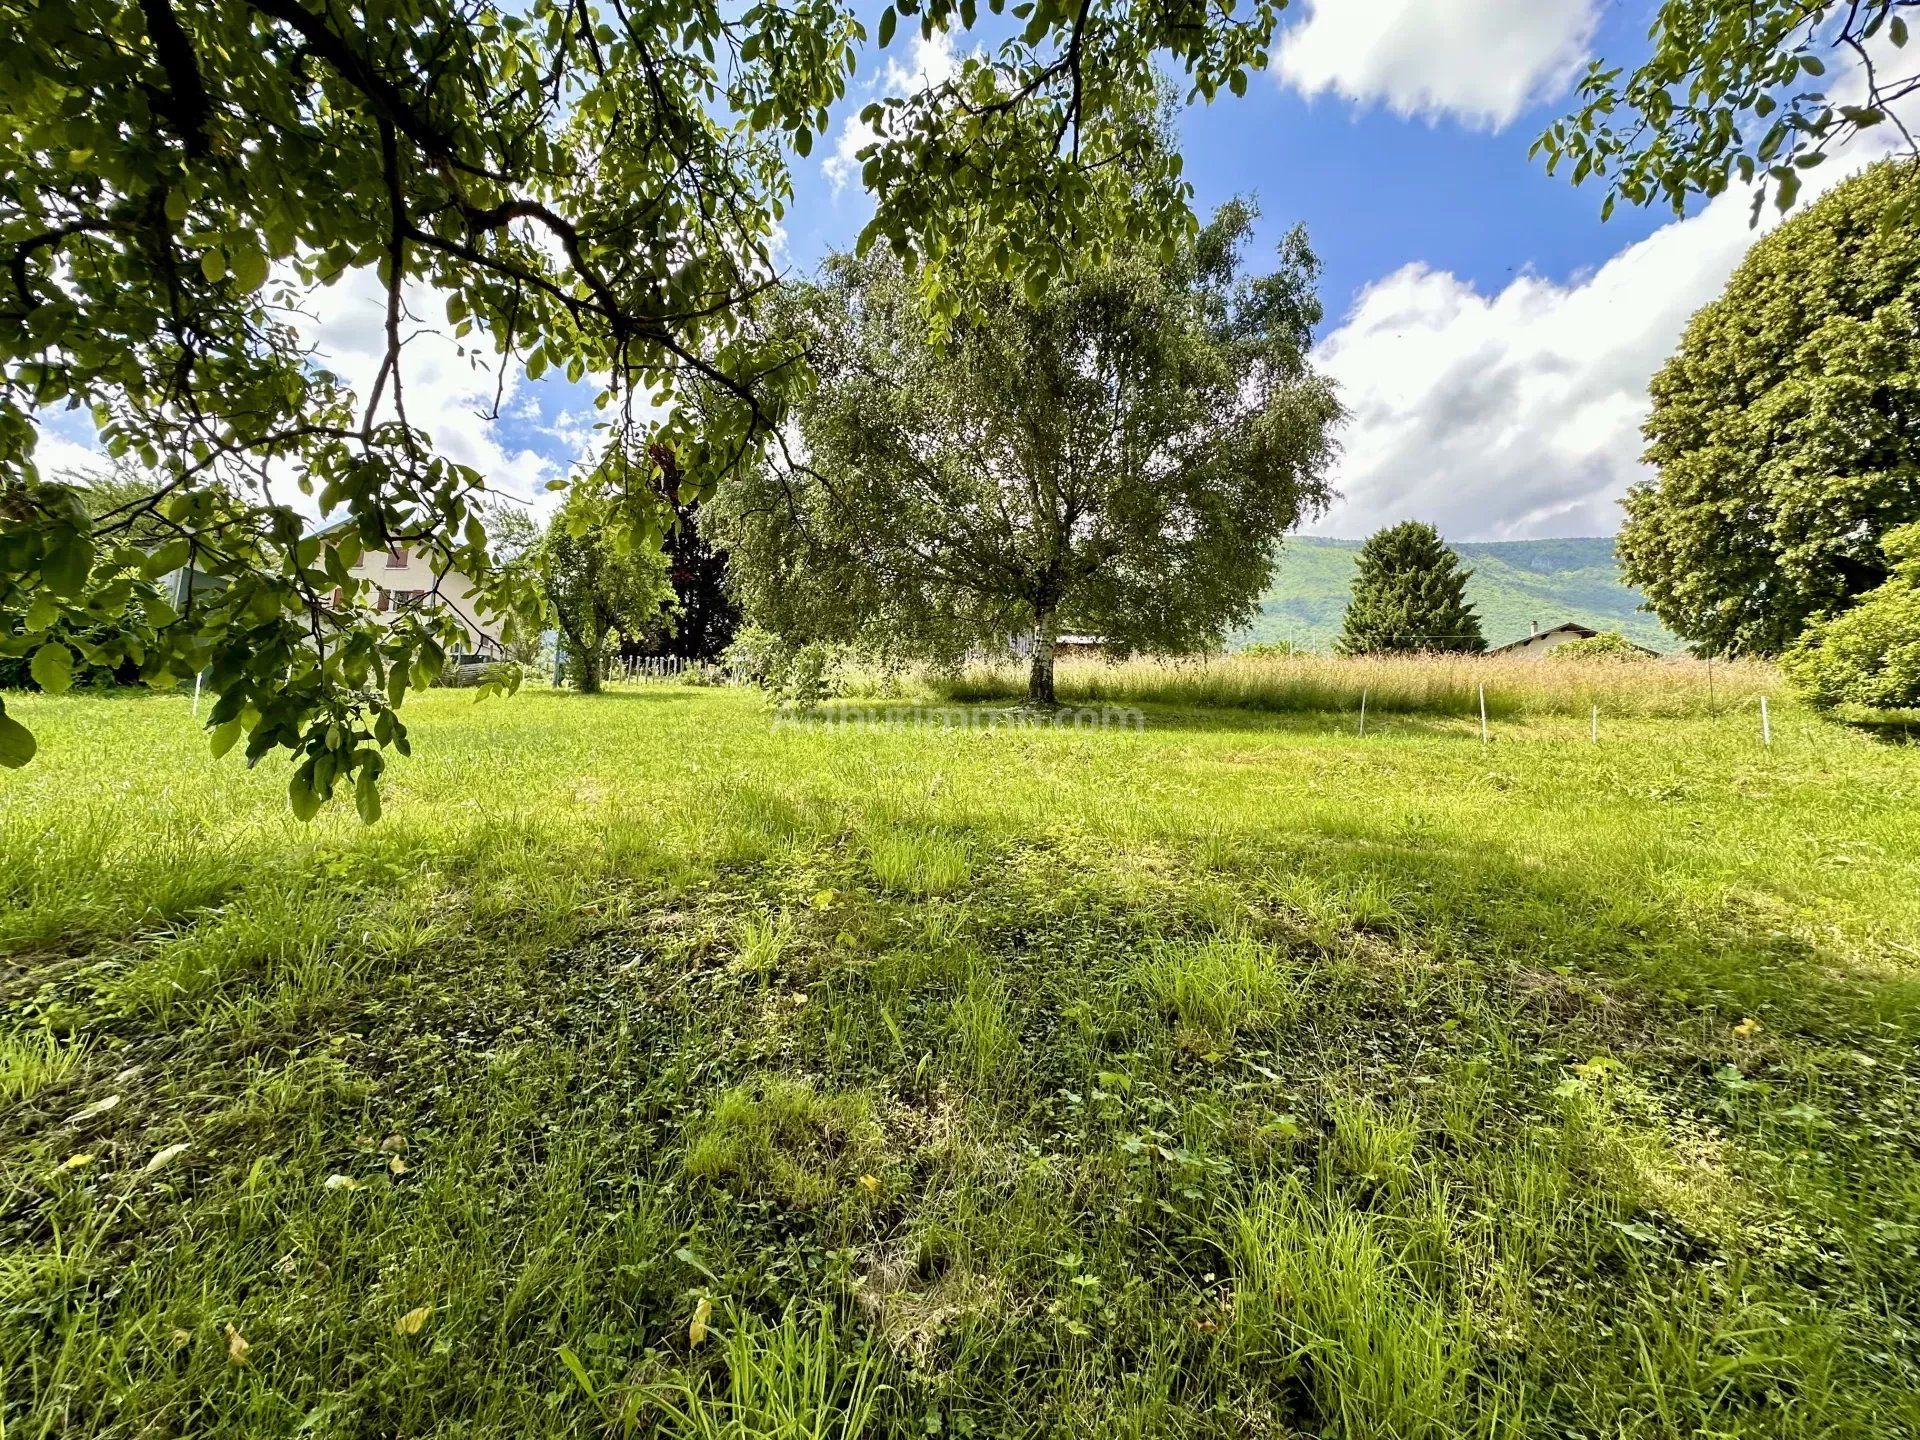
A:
[{"xmin": 1194, "ymin": 816, "xmax": 1920, "ymax": 1043}]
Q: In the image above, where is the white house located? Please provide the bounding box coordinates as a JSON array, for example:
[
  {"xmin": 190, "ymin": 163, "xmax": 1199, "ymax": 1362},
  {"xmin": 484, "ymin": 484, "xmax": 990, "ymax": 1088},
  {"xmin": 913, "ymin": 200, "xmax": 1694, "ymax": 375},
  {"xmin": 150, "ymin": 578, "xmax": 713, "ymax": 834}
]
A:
[{"xmin": 316, "ymin": 522, "xmax": 506, "ymax": 657}]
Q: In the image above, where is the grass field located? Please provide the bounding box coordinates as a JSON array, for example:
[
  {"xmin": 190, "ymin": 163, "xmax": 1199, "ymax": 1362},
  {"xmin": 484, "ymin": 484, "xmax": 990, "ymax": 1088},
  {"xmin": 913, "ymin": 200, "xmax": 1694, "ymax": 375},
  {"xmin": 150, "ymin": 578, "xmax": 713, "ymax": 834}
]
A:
[{"xmin": 4, "ymin": 680, "xmax": 1920, "ymax": 1438}]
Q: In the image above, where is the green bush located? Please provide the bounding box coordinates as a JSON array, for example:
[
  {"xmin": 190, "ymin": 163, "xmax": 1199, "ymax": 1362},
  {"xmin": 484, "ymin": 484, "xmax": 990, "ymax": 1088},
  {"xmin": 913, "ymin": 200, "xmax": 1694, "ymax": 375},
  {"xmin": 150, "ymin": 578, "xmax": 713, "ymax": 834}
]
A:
[
  {"xmin": 1783, "ymin": 523, "xmax": 1920, "ymax": 710},
  {"xmin": 1552, "ymin": 631, "xmax": 1646, "ymax": 662}
]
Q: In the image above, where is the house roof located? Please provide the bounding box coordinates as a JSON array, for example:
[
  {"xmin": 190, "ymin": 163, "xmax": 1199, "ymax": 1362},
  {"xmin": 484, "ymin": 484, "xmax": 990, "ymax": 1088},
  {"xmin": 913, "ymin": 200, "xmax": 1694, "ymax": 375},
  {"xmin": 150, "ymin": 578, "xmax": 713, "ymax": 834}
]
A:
[{"xmin": 1488, "ymin": 622, "xmax": 1598, "ymax": 654}]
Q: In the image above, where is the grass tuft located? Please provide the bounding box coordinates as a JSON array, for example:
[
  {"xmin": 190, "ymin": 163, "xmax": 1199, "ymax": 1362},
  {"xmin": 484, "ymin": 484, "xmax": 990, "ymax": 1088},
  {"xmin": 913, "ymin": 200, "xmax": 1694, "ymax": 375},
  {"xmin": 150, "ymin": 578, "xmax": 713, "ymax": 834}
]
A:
[{"xmin": 684, "ymin": 1077, "xmax": 887, "ymax": 1209}]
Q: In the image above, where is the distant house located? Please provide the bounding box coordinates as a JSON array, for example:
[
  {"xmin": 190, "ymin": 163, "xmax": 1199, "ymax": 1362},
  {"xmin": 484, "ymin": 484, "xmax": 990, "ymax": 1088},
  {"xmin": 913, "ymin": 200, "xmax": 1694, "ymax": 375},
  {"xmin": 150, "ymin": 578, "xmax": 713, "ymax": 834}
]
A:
[
  {"xmin": 314, "ymin": 521, "xmax": 505, "ymax": 658},
  {"xmin": 1489, "ymin": 621, "xmax": 1656, "ymax": 659},
  {"xmin": 1007, "ymin": 630, "xmax": 1108, "ymax": 661},
  {"xmin": 1055, "ymin": 633, "xmax": 1106, "ymax": 660}
]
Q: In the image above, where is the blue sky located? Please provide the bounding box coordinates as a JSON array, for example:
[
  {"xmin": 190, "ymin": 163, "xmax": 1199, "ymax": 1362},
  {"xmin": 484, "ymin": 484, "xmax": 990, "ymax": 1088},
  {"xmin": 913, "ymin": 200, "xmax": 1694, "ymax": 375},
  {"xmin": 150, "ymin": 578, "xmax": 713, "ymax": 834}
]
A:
[
  {"xmin": 787, "ymin": 2, "xmax": 1676, "ymax": 322},
  {"xmin": 36, "ymin": 2, "xmax": 1902, "ymax": 542}
]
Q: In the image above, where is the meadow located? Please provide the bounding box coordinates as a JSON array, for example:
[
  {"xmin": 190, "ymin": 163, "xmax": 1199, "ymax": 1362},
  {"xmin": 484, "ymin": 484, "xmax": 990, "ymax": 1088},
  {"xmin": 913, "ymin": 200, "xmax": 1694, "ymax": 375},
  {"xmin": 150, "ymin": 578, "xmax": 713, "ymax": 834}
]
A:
[{"xmin": 3, "ymin": 671, "xmax": 1919, "ymax": 1438}]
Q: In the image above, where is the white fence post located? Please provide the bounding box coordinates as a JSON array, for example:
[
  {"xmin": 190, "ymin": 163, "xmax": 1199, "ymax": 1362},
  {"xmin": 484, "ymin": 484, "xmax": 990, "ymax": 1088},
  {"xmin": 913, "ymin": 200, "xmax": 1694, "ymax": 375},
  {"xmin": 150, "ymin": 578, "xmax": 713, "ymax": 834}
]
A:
[
  {"xmin": 1590, "ymin": 704, "xmax": 1598, "ymax": 744},
  {"xmin": 1478, "ymin": 685, "xmax": 1488, "ymax": 745},
  {"xmin": 1760, "ymin": 695, "xmax": 1771, "ymax": 748},
  {"xmin": 1358, "ymin": 688, "xmax": 1368, "ymax": 738}
]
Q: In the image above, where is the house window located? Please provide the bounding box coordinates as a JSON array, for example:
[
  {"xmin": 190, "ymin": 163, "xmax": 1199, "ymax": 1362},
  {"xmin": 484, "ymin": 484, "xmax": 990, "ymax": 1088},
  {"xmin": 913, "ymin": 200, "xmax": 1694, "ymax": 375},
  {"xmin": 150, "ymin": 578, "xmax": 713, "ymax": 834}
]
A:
[{"xmin": 386, "ymin": 545, "xmax": 409, "ymax": 568}]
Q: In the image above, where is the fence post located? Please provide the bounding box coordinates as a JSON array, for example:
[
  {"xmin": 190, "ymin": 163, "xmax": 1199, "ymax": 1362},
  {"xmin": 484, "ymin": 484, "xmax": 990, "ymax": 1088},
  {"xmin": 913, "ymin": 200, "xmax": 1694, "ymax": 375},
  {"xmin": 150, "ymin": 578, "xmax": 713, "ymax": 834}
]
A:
[
  {"xmin": 1590, "ymin": 704, "xmax": 1598, "ymax": 744},
  {"xmin": 1478, "ymin": 685, "xmax": 1488, "ymax": 745},
  {"xmin": 1358, "ymin": 688, "xmax": 1368, "ymax": 738},
  {"xmin": 1760, "ymin": 695, "xmax": 1771, "ymax": 748}
]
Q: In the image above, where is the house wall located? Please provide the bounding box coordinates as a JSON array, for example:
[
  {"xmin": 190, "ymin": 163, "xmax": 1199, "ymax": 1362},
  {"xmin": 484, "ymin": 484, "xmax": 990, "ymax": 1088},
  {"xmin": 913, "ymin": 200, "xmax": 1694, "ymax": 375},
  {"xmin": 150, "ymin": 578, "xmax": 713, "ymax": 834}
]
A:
[{"xmin": 334, "ymin": 544, "xmax": 504, "ymax": 655}]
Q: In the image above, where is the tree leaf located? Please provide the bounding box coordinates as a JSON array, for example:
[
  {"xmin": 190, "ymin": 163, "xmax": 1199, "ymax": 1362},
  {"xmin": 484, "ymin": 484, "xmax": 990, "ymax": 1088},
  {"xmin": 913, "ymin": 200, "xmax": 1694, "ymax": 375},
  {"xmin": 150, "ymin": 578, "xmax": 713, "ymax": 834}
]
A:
[
  {"xmin": 209, "ymin": 717, "xmax": 245, "ymax": 759},
  {"xmin": 395, "ymin": 1305, "xmax": 433, "ymax": 1336},
  {"xmin": 144, "ymin": 1142, "xmax": 190, "ymax": 1174},
  {"xmin": 289, "ymin": 768, "xmax": 325, "ymax": 822},
  {"xmin": 0, "ymin": 701, "xmax": 36, "ymax": 769},
  {"xmin": 41, "ymin": 531, "xmax": 94, "ymax": 597},
  {"xmin": 29, "ymin": 643, "xmax": 74, "ymax": 694}
]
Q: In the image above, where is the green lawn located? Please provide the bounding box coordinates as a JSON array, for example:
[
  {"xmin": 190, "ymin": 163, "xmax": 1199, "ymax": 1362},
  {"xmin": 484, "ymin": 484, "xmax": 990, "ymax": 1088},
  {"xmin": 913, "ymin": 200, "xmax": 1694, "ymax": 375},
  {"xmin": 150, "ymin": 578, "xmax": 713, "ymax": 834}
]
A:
[{"xmin": 4, "ymin": 686, "xmax": 1919, "ymax": 1437}]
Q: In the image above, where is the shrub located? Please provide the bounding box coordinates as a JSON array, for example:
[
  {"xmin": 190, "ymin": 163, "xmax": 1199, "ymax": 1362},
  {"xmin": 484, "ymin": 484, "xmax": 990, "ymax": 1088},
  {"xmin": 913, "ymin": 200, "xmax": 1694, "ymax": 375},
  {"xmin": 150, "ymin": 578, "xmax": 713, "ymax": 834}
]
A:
[
  {"xmin": 1783, "ymin": 523, "xmax": 1920, "ymax": 711},
  {"xmin": 1552, "ymin": 631, "xmax": 1646, "ymax": 662}
]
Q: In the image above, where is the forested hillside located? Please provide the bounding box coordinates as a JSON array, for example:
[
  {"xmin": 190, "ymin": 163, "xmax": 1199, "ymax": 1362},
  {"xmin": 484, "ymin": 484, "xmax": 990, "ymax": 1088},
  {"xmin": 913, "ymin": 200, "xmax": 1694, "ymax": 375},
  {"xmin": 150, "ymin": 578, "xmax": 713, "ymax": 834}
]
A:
[{"xmin": 1237, "ymin": 537, "xmax": 1679, "ymax": 652}]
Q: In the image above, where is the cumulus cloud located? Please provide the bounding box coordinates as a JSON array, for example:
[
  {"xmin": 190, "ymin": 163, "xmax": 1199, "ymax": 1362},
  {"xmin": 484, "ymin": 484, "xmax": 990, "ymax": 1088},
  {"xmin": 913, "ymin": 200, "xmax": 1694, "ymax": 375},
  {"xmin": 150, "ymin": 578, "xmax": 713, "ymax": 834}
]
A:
[
  {"xmin": 825, "ymin": 28, "xmax": 957, "ymax": 191},
  {"xmin": 302, "ymin": 267, "xmax": 582, "ymax": 508},
  {"xmin": 1276, "ymin": 0, "xmax": 1600, "ymax": 129},
  {"xmin": 1307, "ymin": 155, "xmax": 1901, "ymax": 541}
]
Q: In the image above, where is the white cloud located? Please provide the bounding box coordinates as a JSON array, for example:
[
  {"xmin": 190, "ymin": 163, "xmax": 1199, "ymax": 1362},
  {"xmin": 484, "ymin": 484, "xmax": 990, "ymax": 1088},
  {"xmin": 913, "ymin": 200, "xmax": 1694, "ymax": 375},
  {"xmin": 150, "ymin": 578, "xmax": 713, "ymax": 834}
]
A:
[
  {"xmin": 1276, "ymin": 0, "xmax": 1600, "ymax": 129},
  {"xmin": 30, "ymin": 267, "xmax": 591, "ymax": 524},
  {"xmin": 301, "ymin": 267, "xmax": 574, "ymax": 510},
  {"xmin": 1308, "ymin": 150, "xmax": 1903, "ymax": 541},
  {"xmin": 30, "ymin": 427, "xmax": 111, "ymax": 482},
  {"xmin": 825, "ymin": 29, "xmax": 957, "ymax": 191}
]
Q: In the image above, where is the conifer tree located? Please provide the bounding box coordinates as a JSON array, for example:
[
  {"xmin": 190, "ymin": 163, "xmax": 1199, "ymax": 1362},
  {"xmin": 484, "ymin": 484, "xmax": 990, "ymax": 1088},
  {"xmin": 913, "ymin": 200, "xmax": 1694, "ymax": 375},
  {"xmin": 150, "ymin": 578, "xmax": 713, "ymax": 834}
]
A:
[{"xmin": 1337, "ymin": 522, "xmax": 1486, "ymax": 655}]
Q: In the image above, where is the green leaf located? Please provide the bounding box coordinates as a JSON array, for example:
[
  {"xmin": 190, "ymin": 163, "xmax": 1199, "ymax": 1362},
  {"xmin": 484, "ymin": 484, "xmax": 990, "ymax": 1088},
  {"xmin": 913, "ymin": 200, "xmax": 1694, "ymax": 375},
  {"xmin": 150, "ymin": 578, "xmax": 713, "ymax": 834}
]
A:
[
  {"xmin": 209, "ymin": 717, "xmax": 244, "ymax": 759},
  {"xmin": 0, "ymin": 701, "xmax": 35, "ymax": 769},
  {"xmin": 143, "ymin": 537, "xmax": 193, "ymax": 578},
  {"xmin": 354, "ymin": 764, "xmax": 383, "ymax": 824},
  {"xmin": 42, "ymin": 531, "xmax": 94, "ymax": 597},
  {"xmin": 201, "ymin": 249, "xmax": 227, "ymax": 283},
  {"xmin": 878, "ymin": 6, "xmax": 896, "ymax": 46},
  {"xmin": 288, "ymin": 768, "xmax": 325, "ymax": 822},
  {"xmin": 232, "ymin": 243, "xmax": 270, "ymax": 292},
  {"xmin": 29, "ymin": 643, "xmax": 74, "ymax": 694}
]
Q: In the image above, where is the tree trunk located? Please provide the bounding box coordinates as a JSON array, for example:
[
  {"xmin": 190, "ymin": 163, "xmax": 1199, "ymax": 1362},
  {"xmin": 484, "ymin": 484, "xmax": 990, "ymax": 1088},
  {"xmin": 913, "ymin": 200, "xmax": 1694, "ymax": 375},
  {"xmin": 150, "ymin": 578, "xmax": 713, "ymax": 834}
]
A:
[
  {"xmin": 1027, "ymin": 609, "xmax": 1058, "ymax": 706},
  {"xmin": 577, "ymin": 632, "xmax": 603, "ymax": 694}
]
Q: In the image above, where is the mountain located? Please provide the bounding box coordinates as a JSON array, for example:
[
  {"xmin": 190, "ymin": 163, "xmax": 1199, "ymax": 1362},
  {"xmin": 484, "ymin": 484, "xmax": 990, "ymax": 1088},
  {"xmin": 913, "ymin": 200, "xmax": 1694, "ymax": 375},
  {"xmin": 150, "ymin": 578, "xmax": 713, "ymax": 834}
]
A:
[{"xmin": 1233, "ymin": 536, "xmax": 1680, "ymax": 653}]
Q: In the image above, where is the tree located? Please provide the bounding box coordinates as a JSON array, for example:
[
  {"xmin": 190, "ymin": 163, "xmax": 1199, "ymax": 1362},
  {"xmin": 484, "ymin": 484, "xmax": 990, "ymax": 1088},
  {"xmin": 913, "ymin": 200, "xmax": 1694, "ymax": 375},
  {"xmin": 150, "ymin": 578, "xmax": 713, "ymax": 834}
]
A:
[
  {"xmin": 1, "ymin": 459, "xmax": 177, "ymax": 691},
  {"xmin": 717, "ymin": 199, "xmax": 1341, "ymax": 705},
  {"xmin": 622, "ymin": 444, "xmax": 738, "ymax": 663},
  {"xmin": 1539, "ymin": 1, "xmax": 1920, "ymax": 221},
  {"xmin": 536, "ymin": 491, "xmax": 672, "ymax": 694},
  {"xmin": 1337, "ymin": 523, "xmax": 1486, "ymax": 656},
  {"xmin": 1782, "ymin": 522, "xmax": 1920, "ymax": 709},
  {"xmin": 1615, "ymin": 161, "xmax": 1920, "ymax": 657},
  {"xmin": 1, "ymin": 0, "xmax": 1288, "ymax": 806}
]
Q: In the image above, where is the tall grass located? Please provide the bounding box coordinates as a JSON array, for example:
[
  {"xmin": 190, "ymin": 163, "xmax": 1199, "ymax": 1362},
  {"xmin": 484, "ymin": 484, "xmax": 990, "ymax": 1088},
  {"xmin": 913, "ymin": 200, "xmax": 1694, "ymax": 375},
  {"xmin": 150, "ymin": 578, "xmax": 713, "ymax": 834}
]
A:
[{"xmin": 932, "ymin": 651, "xmax": 1779, "ymax": 719}]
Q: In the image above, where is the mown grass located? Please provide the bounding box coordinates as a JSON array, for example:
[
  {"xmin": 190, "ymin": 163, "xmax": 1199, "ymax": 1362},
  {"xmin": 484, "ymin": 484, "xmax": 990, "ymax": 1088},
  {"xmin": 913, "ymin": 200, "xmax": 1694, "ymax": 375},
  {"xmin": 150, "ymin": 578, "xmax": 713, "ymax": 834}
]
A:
[{"xmin": 3, "ymin": 679, "xmax": 1919, "ymax": 1437}]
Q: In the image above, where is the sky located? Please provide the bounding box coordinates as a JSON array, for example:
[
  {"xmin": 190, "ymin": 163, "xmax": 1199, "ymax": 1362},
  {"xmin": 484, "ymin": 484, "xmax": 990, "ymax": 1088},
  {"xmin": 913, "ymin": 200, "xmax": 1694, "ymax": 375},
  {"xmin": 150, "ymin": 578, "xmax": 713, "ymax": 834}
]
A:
[{"xmin": 33, "ymin": 0, "xmax": 1907, "ymax": 542}]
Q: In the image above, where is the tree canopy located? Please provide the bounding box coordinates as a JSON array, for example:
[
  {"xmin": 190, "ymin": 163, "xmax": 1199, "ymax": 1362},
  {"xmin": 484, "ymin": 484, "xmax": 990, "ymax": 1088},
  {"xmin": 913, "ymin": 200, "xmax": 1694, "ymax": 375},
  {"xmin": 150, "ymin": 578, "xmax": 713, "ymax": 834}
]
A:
[
  {"xmin": 1617, "ymin": 160, "xmax": 1920, "ymax": 657},
  {"xmin": 1783, "ymin": 521, "xmax": 1920, "ymax": 709},
  {"xmin": 1, "ymin": 0, "xmax": 1288, "ymax": 804},
  {"xmin": 1539, "ymin": 1, "xmax": 1920, "ymax": 220},
  {"xmin": 537, "ymin": 486, "xmax": 672, "ymax": 694},
  {"xmin": 1337, "ymin": 522, "xmax": 1486, "ymax": 656},
  {"xmin": 716, "ymin": 199, "xmax": 1341, "ymax": 704}
]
